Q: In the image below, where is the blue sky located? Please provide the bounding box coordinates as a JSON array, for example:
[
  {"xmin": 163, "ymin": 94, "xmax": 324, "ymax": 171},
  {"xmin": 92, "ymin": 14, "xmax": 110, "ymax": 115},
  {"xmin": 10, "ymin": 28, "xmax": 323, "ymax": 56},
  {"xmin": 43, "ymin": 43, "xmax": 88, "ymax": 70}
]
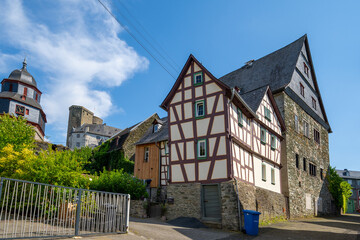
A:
[{"xmin": 0, "ymin": 0, "xmax": 359, "ymax": 171}]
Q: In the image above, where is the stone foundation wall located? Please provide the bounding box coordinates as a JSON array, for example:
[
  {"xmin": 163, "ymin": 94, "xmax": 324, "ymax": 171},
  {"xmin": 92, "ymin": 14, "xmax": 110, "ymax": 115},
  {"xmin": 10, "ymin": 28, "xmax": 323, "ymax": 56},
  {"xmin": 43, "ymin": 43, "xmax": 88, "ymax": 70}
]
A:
[
  {"xmin": 130, "ymin": 200, "xmax": 146, "ymax": 218},
  {"xmin": 221, "ymin": 180, "xmax": 286, "ymax": 230},
  {"xmin": 165, "ymin": 183, "xmax": 201, "ymax": 220},
  {"xmin": 166, "ymin": 180, "xmax": 286, "ymax": 231}
]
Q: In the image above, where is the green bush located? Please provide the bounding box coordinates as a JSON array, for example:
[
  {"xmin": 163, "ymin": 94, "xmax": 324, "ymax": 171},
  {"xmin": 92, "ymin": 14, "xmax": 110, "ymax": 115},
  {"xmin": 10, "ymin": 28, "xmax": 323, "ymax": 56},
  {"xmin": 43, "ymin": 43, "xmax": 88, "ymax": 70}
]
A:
[
  {"xmin": 89, "ymin": 169, "xmax": 148, "ymax": 200},
  {"xmin": 86, "ymin": 141, "xmax": 134, "ymax": 174},
  {"xmin": 0, "ymin": 114, "xmax": 35, "ymax": 151}
]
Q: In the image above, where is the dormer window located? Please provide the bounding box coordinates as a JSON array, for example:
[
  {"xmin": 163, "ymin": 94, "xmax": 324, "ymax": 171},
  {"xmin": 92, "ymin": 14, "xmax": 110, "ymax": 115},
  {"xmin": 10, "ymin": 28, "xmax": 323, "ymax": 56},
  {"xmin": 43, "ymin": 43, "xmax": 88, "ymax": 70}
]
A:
[
  {"xmin": 153, "ymin": 123, "xmax": 161, "ymax": 133},
  {"xmin": 194, "ymin": 72, "xmax": 203, "ymax": 85},
  {"xmin": 303, "ymin": 62, "xmax": 309, "ymax": 77}
]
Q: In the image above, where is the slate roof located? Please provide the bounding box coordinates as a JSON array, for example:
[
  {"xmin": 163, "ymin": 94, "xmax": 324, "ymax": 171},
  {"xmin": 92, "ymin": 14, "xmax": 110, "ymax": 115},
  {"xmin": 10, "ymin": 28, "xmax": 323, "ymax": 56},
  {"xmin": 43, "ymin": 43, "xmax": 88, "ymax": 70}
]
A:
[
  {"xmin": 219, "ymin": 35, "xmax": 305, "ymax": 93},
  {"xmin": 240, "ymin": 85, "xmax": 268, "ymax": 113},
  {"xmin": 72, "ymin": 123, "xmax": 121, "ymax": 137},
  {"xmin": 219, "ymin": 34, "xmax": 331, "ymax": 132},
  {"xmin": 0, "ymin": 91, "xmax": 42, "ymax": 110},
  {"xmin": 136, "ymin": 117, "xmax": 168, "ymax": 145},
  {"xmin": 8, "ymin": 60, "xmax": 37, "ymax": 87},
  {"xmin": 336, "ymin": 169, "xmax": 360, "ymax": 180}
]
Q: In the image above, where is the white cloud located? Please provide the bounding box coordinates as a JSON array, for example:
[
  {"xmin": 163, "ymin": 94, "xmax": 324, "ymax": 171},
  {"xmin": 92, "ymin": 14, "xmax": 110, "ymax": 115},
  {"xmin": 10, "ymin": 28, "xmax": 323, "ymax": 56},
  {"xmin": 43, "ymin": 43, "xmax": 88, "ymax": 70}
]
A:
[{"xmin": 0, "ymin": 0, "xmax": 149, "ymax": 140}]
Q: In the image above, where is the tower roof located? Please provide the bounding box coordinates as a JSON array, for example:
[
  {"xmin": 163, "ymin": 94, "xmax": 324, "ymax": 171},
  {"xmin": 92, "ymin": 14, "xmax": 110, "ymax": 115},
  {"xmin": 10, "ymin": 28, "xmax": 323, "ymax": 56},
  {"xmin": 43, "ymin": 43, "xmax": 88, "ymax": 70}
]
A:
[{"xmin": 8, "ymin": 58, "xmax": 37, "ymax": 87}]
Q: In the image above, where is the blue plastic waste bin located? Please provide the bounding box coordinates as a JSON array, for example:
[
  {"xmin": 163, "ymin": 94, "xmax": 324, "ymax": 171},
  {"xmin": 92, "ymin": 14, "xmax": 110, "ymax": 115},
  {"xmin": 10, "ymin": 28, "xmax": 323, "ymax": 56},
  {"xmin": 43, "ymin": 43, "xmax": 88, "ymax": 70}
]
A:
[{"xmin": 243, "ymin": 210, "xmax": 261, "ymax": 236}]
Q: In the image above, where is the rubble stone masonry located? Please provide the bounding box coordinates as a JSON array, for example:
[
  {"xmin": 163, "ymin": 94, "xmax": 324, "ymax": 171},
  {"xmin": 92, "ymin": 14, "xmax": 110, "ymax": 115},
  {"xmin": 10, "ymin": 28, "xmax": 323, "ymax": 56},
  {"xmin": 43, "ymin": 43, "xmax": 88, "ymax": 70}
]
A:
[{"xmin": 275, "ymin": 92, "xmax": 335, "ymax": 217}]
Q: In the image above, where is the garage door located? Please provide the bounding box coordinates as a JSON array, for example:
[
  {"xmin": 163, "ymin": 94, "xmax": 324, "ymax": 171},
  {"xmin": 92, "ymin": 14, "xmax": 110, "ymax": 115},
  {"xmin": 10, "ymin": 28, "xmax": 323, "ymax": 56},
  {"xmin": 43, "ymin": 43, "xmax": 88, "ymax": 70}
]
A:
[{"xmin": 202, "ymin": 185, "xmax": 221, "ymax": 220}]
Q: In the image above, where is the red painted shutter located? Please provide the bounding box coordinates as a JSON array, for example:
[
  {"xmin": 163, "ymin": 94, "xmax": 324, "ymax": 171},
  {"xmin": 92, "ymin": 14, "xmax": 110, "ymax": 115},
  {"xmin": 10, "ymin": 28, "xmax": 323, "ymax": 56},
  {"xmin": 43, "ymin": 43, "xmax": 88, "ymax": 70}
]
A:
[{"xmin": 24, "ymin": 87, "xmax": 28, "ymax": 96}]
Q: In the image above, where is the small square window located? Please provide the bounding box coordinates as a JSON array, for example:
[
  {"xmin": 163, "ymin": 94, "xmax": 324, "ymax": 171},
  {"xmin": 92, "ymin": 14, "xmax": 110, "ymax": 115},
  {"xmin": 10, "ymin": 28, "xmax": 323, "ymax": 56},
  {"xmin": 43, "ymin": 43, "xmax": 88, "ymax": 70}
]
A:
[
  {"xmin": 271, "ymin": 135, "xmax": 276, "ymax": 150},
  {"xmin": 195, "ymin": 100, "xmax": 205, "ymax": 118},
  {"xmin": 300, "ymin": 83, "xmax": 305, "ymax": 97},
  {"xmin": 271, "ymin": 168, "xmax": 275, "ymax": 185},
  {"xmin": 312, "ymin": 97, "xmax": 317, "ymax": 110},
  {"xmin": 194, "ymin": 72, "xmax": 203, "ymax": 85},
  {"xmin": 237, "ymin": 108, "xmax": 243, "ymax": 127},
  {"xmin": 260, "ymin": 127, "xmax": 266, "ymax": 144},
  {"xmin": 264, "ymin": 107, "xmax": 271, "ymax": 121},
  {"xmin": 262, "ymin": 163, "xmax": 266, "ymax": 181},
  {"xmin": 25, "ymin": 109, "xmax": 29, "ymax": 115},
  {"xmin": 197, "ymin": 139, "xmax": 207, "ymax": 159}
]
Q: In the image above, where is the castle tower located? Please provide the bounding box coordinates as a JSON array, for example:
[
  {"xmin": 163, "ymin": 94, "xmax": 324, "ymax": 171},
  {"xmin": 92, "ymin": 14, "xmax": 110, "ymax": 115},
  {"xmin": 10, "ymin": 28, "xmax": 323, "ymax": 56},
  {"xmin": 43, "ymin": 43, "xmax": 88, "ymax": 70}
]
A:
[
  {"xmin": 66, "ymin": 105, "xmax": 103, "ymax": 147},
  {"xmin": 0, "ymin": 59, "xmax": 47, "ymax": 141}
]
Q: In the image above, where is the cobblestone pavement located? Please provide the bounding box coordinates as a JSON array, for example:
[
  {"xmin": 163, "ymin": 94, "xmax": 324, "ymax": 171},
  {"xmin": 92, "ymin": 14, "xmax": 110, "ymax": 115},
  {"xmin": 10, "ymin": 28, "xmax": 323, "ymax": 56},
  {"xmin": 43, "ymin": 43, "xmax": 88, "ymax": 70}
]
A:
[{"xmin": 53, "ymin": 214, "xmax": 360, "ymax": 240}]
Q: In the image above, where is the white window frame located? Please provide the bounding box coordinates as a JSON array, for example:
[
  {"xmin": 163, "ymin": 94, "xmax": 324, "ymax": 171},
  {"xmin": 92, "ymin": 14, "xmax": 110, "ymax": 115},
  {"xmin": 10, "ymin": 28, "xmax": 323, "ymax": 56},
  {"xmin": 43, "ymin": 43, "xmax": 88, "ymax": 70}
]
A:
[
  {"xmin": 271, "ymin": 168, "xmax": 275, "ymax": 185},
  {"xmin": 262, "ymin": 163, "xmax": 266, "ymax": 181},
  {"xmin": 195, "ymin": 100, "xmax": 205, "ymax": 118},
  {"xmin": 294, "ymin": 114, "xmax": 299, "ymax": 132},
  {"xmin": 144, "ymin": 147, "xmax": 149, "ymax": 162},
  {"xmin": 197, "ymin": 139, "xmax": 207, "ymax": 159},
  {"xmin": 164, "ymin": 141, "xmax": 169, "ymax": 154}
]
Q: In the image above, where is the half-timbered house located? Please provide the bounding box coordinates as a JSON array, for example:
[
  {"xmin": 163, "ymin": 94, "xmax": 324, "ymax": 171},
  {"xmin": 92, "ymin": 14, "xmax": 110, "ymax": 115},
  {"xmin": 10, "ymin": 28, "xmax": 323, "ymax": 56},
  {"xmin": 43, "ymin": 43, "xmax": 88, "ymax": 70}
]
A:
[{"xmin": 160, "ymin": 54, "xmax": 286, "ymax": 228}]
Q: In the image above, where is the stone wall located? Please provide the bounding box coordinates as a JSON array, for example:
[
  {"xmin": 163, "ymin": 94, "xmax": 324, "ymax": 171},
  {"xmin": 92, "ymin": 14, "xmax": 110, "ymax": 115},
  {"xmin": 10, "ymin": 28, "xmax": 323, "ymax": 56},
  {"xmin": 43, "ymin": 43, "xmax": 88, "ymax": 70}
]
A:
[
  {"xmin": 221, "ymin": 180, "xmax": 286, "ymax": 231},
  {"xmin": 166, "ymin": 180, "xmax": 286, "ymax": 231},
  {"xmin": 130, "ymin": 200, "xmax": 147, "ymax": 218},
  {"xmin": 122, "ymin": 113, "xmax": 159, "ymax": 161},
  {"xmin": 165, "ymin": 183, "xmax": 202, "ymax": 220},
  {"xmin": 274, "ymin": 92, "xmax": 335, "ymax": 217}
]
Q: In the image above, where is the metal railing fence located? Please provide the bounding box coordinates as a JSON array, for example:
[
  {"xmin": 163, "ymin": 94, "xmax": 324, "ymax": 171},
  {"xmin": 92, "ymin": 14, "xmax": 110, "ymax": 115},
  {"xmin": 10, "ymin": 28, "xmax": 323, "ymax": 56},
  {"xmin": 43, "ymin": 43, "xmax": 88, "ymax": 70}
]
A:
[{"xmin": 0, "ymin": 177, "xmax": 130, "ymax": 239}]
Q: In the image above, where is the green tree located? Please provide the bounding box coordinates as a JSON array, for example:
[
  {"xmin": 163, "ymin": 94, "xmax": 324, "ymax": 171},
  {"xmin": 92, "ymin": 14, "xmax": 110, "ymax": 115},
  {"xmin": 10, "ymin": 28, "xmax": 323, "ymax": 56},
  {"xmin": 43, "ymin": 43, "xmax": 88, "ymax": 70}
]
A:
[
  {"xmin": 340, "ymin": 181, "xmax": 352, "ymax": 213},
  {"xmin": 0, "ymin": 114, "xmax": 35, "ymax": 151},
  {"xmin": 327, "ymin": 166, "xmax": 343, "ymax": 208}
]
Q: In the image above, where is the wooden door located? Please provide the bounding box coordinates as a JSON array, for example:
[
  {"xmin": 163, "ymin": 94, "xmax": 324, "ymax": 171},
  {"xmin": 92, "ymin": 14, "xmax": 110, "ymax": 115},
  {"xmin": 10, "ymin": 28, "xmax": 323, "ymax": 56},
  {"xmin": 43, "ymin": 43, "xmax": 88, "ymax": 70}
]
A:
[{"xmin": 202, "ymin": 185, "xmax": 221, "ymax": 220}]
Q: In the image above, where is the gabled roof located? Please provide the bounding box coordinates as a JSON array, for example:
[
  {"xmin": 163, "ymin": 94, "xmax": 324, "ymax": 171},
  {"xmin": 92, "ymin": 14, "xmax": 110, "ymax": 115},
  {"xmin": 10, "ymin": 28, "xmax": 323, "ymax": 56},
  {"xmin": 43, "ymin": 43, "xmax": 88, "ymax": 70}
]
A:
[
  {"xmin": 136, "ymin": 117, "xmax": 168, "ymax": 145},
  {"xmin": 219, "ymin": 35, "xmax": 305, "ymax": 93},
  {"xmin": 240, "ymin": 86, "xmax": 286, "ymax": 132},
  {"xmin": 219, "ymin": 34, "xmax": 331, "ymax": 132},
  {"xmin": 336, "ymin": 169, "xmax": 360, "ymax": 180},
  {"xmin": 107, "ymin": 113, "xmax": 159, "ymax": 151},
  {"xmin": 161, "ymin": 54, "xmax": 228, "ymax": 110}
]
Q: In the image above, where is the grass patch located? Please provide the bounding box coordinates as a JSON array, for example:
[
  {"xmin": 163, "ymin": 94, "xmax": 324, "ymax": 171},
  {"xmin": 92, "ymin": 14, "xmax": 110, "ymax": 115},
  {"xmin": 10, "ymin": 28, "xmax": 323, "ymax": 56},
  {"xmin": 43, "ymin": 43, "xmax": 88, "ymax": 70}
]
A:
[{"xmin": 259, "ymin": 216, "xmax": 287, "ymax": 226}]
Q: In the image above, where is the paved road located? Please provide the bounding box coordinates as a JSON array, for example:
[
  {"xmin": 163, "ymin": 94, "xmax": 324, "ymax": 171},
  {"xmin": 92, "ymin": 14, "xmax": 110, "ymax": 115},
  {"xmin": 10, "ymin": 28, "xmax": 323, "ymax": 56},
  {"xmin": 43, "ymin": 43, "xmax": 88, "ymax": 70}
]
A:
[{"xmin": 68, "ymin": 214, "xmax": 360, "ymax": 240}]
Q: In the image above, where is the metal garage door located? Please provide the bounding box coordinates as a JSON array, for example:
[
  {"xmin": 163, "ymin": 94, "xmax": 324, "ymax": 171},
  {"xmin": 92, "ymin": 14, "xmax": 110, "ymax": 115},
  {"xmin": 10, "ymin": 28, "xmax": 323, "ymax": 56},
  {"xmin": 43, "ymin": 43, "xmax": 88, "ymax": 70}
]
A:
[{"xmin": 202, "ymin": 185, "xmax": 221, "ymax": 220}]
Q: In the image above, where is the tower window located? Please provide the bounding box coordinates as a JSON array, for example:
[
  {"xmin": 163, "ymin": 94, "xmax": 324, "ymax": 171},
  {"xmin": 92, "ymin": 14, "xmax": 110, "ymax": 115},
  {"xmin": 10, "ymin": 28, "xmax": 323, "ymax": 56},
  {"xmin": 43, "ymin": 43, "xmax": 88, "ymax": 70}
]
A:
[
  {"xmin": 312, "ymin": 97, "xmax": 317, "ymax": 110},
  {"xmin": 303, "ymin": 62, "xmax": 309, "ymax": 77},
  {"xmin": 303, "ymin": 158, "xmax": 307, "ymax": 172},
  {"xmin": 303, "ymin": 121, "xmax": 309, "ymax": 138},
  {"xmin": 24, "ymin": 87, "xmax": 28, "ymax": 96},
  {"xmin": 300, "ymin": 83, "xmax": 305, "ymax": 97},
  {"xmin": 314, "ymin": 128, "xmax": 320, "ymax": 144},
  {"xmin": 25, "ymin": 109, "xmax": 29, "ymax": 115},
  {"xmin": 294, "ymin": 114, "xmax": 299, "ymax": 132},
  {"xmin": 295, "ymin": 154, "xmax": 299, "ymax": 169},
  {"xmin": 9, "ymin": 83, "xmax": 13, "ymax": 92}
]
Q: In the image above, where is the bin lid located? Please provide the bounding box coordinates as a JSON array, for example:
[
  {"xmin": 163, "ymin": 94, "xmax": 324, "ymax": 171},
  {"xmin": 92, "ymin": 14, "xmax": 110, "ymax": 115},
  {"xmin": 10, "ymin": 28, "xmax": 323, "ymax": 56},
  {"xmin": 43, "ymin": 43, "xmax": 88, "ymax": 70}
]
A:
[{"xmin": 243, "ymin": 210, "xmax": 261, "ymax": 215}]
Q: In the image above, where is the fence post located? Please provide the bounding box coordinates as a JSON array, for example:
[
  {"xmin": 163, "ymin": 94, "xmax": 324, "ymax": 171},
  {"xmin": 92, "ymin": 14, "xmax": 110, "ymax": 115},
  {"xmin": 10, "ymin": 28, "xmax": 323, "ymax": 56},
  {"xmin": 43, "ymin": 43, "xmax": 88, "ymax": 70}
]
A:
[
  {"xmin": 0, "ymin": 178, "xmax": 3, "ymax": 203},
  {"xmin": 125, "ymin": 194, "xmax": 130, "ymax": 233},
  {"xmin": 75, "ymin": 190, "xmax": 82, "ymax": 236}
]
